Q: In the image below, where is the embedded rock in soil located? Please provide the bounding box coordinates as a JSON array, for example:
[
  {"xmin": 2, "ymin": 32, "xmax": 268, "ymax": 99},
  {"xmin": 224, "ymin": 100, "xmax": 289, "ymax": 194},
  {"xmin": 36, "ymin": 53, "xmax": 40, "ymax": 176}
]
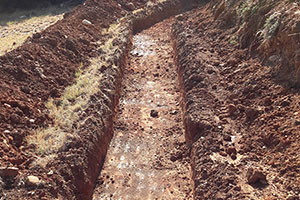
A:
[
  {"xmin": 26, "ymin": 175, "xmax": 42, "ymax": 186},
  {"xmin": 150, "ymin": 109, "xmax": 159, "ymax": 118},
  {"xmin": 0, "ymin": 167, "xmax": 19, "ymax": 177},
  {"xmin": 247, "ymin": 168, "xmax": 267, "ymax": 184}
]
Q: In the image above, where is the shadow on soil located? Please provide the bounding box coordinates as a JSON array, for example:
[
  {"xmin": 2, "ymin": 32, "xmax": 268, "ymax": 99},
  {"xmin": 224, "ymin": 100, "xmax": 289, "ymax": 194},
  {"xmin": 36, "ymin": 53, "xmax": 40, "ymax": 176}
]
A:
[{"xmin": 0, "ymin": 1, "xmax": 81, "ymax": 26}]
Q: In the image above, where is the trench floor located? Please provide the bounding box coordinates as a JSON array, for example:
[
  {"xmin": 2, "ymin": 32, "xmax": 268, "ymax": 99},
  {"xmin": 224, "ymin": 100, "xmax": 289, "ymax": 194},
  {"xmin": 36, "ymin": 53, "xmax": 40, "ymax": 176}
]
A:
[{"xmin": 92, "ymin": 18, "xmax": 193, "ymax": 200}]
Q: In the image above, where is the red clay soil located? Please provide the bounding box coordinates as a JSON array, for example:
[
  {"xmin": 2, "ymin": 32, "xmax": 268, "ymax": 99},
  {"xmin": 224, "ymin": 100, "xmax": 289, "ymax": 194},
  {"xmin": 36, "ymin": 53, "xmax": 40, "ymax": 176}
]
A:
[
  {"xmin": 93, "ymin": 17, "xmax": 192, "ymax": 200},
  {"xmin": 173, "ymin": 4, "xmax": 300, "ymax": 200},
  {"xmin": 2, "ymin": 0, "xmax": 300, "ymax": 199},
  {"xmin": 0, "ymin": 0, "xmax": 152, "ymax": 199}
]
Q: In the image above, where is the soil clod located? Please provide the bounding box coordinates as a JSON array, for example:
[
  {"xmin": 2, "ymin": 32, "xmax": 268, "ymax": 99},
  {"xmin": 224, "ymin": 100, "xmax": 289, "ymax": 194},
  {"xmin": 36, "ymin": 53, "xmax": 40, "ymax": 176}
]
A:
[
  {"xmin": 150, "ymin": 109, "xmax": 159, "ymax": 118},
  {"xmin": 247, "ymin": 168, "xmax": 267, "ymax": 185}
]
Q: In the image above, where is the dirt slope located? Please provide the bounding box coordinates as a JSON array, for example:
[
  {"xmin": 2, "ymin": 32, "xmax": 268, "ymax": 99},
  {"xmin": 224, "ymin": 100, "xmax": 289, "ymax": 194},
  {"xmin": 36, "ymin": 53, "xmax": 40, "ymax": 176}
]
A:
[
  {"xmin": 0, "ymin": 0, "xmax": 153, "ymax": 199},
  {"xmin": 0, "ymin": 0, "xmax": 190, "ymax": 199},
  {"xmin": 173, "ymin": 3, "xmax": 300, "ymax": 199}
]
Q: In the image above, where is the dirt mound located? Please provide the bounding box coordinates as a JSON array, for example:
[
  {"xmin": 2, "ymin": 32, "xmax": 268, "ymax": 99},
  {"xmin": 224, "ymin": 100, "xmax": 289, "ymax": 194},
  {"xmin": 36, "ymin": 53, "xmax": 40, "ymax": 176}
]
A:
[
  {"xmin": 210, "ymin": 0, "xmax": 300, "ymax": 87},
  {"xmin": 0, "ymin": 0, "xmax": 119, "ymax": 165},
  {"xmin": 0, "ymin": 0, "xmax": 190, "ymax": 199},
  {"xmin": 0, "ymin": 0, "xmax": 149, "ymax": 199},
  {"xmin": 173, "ymin": 3, "xmax": 300, "ymax": 199}
]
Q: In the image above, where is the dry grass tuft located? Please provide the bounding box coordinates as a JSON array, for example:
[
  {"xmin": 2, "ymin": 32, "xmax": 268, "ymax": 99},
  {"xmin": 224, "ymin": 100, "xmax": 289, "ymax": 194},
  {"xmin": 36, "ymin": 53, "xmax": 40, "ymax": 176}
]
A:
[{"xmin": 27, "ymin": 19, "xmax": 127, "ymax": 155}]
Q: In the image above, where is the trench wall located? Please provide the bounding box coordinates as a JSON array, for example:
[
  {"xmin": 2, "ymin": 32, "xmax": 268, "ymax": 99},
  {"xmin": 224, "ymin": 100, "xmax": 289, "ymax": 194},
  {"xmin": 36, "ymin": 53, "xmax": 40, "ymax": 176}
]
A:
[{"xmin": 49, "ymin": 1, "xmax": 194, "ymax": 199}]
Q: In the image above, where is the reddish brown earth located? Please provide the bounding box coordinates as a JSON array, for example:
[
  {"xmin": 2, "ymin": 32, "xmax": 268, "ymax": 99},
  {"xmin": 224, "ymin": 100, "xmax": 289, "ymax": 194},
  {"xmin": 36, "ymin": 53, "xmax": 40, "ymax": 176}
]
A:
[
  {"xmin": 93, "ymin": 18, "xmax": 192, "ymax": 200},
  {"xmin": 0, "ymin": 0, "xmax": 155, "ymax": 199},
  {"xmin": 1, "ymin": 0, "xmax": 300, "ymax": 199},
  {"xmin": 173, "ymin": 4, "xmax": 300, "ymax": 200}
]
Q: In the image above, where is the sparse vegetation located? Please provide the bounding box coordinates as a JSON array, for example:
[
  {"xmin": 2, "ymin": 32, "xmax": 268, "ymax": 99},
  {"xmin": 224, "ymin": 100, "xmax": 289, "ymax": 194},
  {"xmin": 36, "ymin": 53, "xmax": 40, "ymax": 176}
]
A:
[
  {"xmin": 27, "ymin": 19, "xmax": 126, "ymax": 155},
  {"xmin": 262, "ymin": 12, "xmax": 281, "ymax": 40},
  {"xmin": 229, "ymin": 35, "xmax": 238, "ymax": 45},
  {"xmin": 237, "ymin": 0, "xmax": 258, "ymax": 23}
]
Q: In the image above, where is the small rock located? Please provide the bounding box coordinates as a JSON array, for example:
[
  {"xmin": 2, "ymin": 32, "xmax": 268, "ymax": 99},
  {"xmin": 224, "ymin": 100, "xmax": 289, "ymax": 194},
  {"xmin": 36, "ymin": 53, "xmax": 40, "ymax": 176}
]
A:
[
  {"xmin": 82, "ymin": 19, "xmax": 92, "ymax": 26},
  {"xmin": 4, "ymin": 103, "xmax": 11, "ymax": 108},
  {"xmin": 126, "ymin": 2, "xmax": 135, "ymax": 10},
  {"xmin": 32, "ymin": 33, "xmax": 41, "ymax": 39},
  {"xmin": 219, "ymin": 151, "xmax": 227, "ymax": 157},
  {"xmin": 233, "ymin": 186, "xmax": 241, "ymax": 191},
  {"xmin": 47, "ymin": 170, "xmax": 53, "ymax": 176},
  {"xmin": 228, "ymin": 104, "xmax": 237, "ymax": 116},
  {"xmin": 154, "ymin": 73, "xmax": 159, "ymax": 77},
  {"xmin": 170, "ymin": 110, "xmax": 178, "ymax": 115},
  {"xmin": 176, "ymin": 15, "xmax": 184, "ymax": 21},
  {"xmin": 0, "ymin": 167, "xmax": 19, "ymax": 177},
  {"xmin": 207, "ymin": 69, "xmax": 215, "ymax": 74},
  {"xmin": 4, "ymin": 130, "xmax": 10, "ymax": 133},
  {"xmin": 223, "ymin": 135, "xmax": 231, "ymax": 142},
  {"xmin": 247, "ymin": 168, "xmax": 267, "ymax": 184},
  {"xmin": 264, "ymin": 97, "xmax": 273, "ymax": 106},
  {"xmin": 66, "ymin": 39, "xmax": 77, "ymax": 51},
  {"xmin": 26, "ymin": 176, "xmax": 41, "ymax": 186},
  {"xmin": 170, "ymin": 155, "xmax": 177, "ymax": 162},
  {"xmin": 150, "ymin": 110, "xmax": 159, "ymax": 118},
  {"xmin": 21, "ymin": 86, "xmax": 30, "ymax": 94},
  {"xmin": 29, "ymin": 119, "xmax": 35, "ymax": 123},
  {"xmin": 230, "ymin": 154, "xmax": 237, "ymax": 160}
]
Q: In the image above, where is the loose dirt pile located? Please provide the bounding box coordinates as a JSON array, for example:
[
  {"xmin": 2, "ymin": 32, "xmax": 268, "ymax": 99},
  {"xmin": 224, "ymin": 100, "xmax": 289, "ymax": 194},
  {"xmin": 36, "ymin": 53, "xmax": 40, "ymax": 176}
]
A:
[
  {"xmin": 0, "ymin": 0, "xmax": 189, "ymax": 199},
  {"xmin": 0, "ymin": 0, "xmax": 154, "ymax": 199},
  {"xmin": 173, "ymin": 3, "xmax": 300, "ymax": 199}
]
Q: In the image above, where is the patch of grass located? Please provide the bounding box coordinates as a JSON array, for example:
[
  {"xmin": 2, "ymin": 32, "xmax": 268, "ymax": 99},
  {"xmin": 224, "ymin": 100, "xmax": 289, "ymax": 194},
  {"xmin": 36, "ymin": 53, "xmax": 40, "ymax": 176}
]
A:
[
  {"xmin": 27, "ymin": 61, "xmax": 102, "ymax": 155},
  {"xmin": 0, "ymin": 33, "xmax": 29, "ymax": 56},
  {"xmin": 27, "ymin": 19, "xmax": 127, "ymax": 155},
  {"xmin": 262, "ymin": 12, "xmax": 281, "ymax": 40},
  {"xmin": 27, "ymin": 127, "xmax": 67, "ymax": 154},
  {"xmin": 229, "ymin": 35, "xmax": 238, "ymax": 45},
  {"xmin": 237, "ymin": 0, "xmax": 258, "ymax": 23}
]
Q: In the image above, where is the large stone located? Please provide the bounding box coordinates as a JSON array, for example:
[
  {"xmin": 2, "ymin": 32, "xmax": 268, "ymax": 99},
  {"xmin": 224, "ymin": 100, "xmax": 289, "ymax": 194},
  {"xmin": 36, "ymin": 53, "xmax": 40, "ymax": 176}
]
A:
[{"xmin": 26, "ymin": 175, "xmax": 41, "ymax": 186}]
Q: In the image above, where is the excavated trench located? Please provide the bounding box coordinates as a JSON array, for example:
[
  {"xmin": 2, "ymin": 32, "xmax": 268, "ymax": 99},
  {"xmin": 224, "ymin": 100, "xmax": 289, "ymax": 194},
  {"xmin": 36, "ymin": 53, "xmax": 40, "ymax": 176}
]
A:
[{"xmin": 92, "ymin": 17, "xmax": 193, "ymax": 200}]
